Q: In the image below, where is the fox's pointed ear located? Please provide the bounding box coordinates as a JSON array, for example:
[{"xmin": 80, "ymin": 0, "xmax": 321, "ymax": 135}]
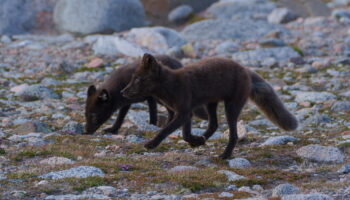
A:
[
  {"xmin": 87, "ymin": 85, "xmax": 96, "ymax": 97},
  {"xmin": 98, "ymin": 89, "xmax": 110, "ymax": 102},
  {"xmin": 142, "ymin": 53, "xmax": 156, "ymax": 67},
  {"xmin": 142, "ymin": 53, "xmax": 161, "ymax": 75}
]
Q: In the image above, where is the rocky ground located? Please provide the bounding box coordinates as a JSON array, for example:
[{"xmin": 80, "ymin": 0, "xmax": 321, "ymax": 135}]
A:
[{"xmin": 0, "ymin": 0, "xmax": 350, "ymax": 200}]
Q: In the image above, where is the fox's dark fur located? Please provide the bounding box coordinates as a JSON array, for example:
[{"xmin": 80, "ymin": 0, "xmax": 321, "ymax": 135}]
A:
[
  {"xmin": 85, "ymin": 55, "xmax": 194, "ymax": 135},
  {"xmin": 122, "ymin": 54, "xmax": 298, "ymax": 159}
]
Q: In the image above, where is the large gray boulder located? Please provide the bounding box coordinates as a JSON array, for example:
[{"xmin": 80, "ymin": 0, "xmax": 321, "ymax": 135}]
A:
[
  {"xmin": 54, "ymin": 0, "xmax": 145, "ymax": 35},
  {"xmin": 207, "ymin": 0, "xmax": 275, "ymax": 20},
  {"xmin": 181, "ymin": 19, "xmax": 287, "ymax": 42},
  {"xmin": 0, "ymin": 0, "xmax": 59, "ymax": 35},
  {"xmin": 0, "ymin": 0, "xmax": 35, "ymax": 34}
]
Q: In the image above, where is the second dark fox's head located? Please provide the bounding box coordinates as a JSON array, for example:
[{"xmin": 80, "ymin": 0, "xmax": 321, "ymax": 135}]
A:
[
  {"xmin": 85, "ymin": 85, "xmax": 114, "ymax": 134},
  {"xmin": 122, "ymin": 54, "xmax": 162, "ymax": 99}
]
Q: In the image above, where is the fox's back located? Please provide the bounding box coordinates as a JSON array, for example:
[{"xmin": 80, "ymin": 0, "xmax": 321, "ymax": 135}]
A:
[{"xmin": 178, "ymin": 57, "xmax": 251, "ymax": 103}]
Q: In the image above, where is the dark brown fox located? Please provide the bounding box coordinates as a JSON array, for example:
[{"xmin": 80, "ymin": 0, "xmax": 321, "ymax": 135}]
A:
[
  {"xmin": 122, "ymin": 54, "xmax": 298, "ymax": 159},
  {"xmin": 85, "ymin": 55, "xmax": 194, "ymax": 135}
]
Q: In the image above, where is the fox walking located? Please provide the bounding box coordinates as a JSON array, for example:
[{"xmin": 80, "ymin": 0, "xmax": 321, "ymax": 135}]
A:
[{"xmin": 122, "ymin": 54, "xmax": 298, "ymax": 159}]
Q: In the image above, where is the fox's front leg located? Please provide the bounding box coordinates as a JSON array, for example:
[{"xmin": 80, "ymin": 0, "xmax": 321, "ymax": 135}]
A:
[
  {"xmin": 145, "ymin": 112, "xmax": 190, "ymax": 149},
  {"xmin": 104, "ymin": 105, "xmax": 131, "ymax": 134},
  {"xmin": 182, "ymin": 117, "xmax": 206, "ymax": 147}
]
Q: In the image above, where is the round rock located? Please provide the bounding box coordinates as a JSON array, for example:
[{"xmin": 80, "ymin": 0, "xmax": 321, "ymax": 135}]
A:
[
  {"xmin": 168, "ymin": 5, "xmax": 193, "ymax": 24},
  {"xmin": 228, "ymin": 158, "xmax": 252, "ymax": 169},
  {"xmin": 273, "ymin": 183, "xmax": 300, "ymax": 197}
]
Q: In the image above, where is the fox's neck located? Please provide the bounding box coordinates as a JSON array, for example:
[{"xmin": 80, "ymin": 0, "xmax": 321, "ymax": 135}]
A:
[{"xmin": 153, "ymin": 68, "xmax": 183, "ymax": 105}]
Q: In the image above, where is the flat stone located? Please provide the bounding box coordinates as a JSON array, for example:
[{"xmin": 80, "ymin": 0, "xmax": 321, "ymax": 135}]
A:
[
  {"xmin": 260, "ymin": 136, "xmax": 298, "ymax": 146},
  {"xmin": 16, "ymin": 84, "xmax": 59, "ymax": 101},
  {"xmin": 39, "ymin": 157, "xmax": 75, "ymax": 166},
  {"xmin": 282, "ymin": 193, "xmax": 333, "ymax": 200},
  {"xmin": 92, "ymin": 35, "xmax": 147, "ymax": 57},
  {"xmin": 219, "ymin": 192, "xmax": 234, "ymax": 198},
  {"xmin": 169, "ymin": 166, "xmax": 198, "ymax": 172},
  {"xmin": 218, "ymin": 170, "xmax": 245, "ymax": 181},
  {"xmin": 181, "ymin": 19, "xmax": 288, "ymax": 42},
  {"xmin": 232, "ymin": 47, "xmax": 300, "ymax": 66},
  {"xmin": 128, "ymin": 26, "xmax": 186, "ymax": 53},
  {"xmin": 40, "ymin": 166, "xmax": 105, "ymax": 180},
  {"xmin": 291, "ymin": 91, "xmax": 337, "ymax": 103},
  {"xmin": 337, "ymin": 163, "xmax": 350, "ymax": 174},
  {"xmin": 207, "ymin": 0, "xmax": 275, "ymax": 20},
  {"xmin": 14, "ymin": 121, "xmax": 51, "ymax": 135},
  {"xmin": 45, "ymin": 194, "xmax": 110, "ymax": 200},
  {"xmin": 296, "ymin": 145, "xmax": 344, "ymax": 163},
  {"xmin": 331, "ymin": 101, "xmax": 350, "ymax": 112}
]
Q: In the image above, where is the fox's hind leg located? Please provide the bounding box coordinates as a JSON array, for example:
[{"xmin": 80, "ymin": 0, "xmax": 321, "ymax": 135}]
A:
[
  {"xmin": 220, "ymin": 100, "xmax": 246, "ymax": 159},
  {"xmin": 203, "ymin": 102, "xmax": 219, "ymax": 140}
]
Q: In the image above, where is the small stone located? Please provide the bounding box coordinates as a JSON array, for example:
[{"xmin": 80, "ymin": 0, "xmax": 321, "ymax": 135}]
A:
[
  {"xmin": 87, "ymin": 58, "xmax": 104, "ymax": 68},
  {"xmin": 228, "ymin": 158, "xmax": 252, "ymax": 169},
  {"xmin": 169, "ymin": 166, "xmax": 198, "ymax": 172},
  {"xmin": 219, "ymin": 192, "xmax": 234, "ymax": 198},
  {"xmin": 35, "ymin": 180, "xmax": 48, "ymax": 187},
  {"xmin": 292, "ymin": 91, "xmax": 337, "ymax": 103},
  {"xmin": 40, "ymin": 166, "xmax": 105, "ymax": 180},
  {"xmin": 260, "ymin": 136, "xmax": 298, "ymax": 146},
  {"xmin": 331, "ymin": 101, "xmax": 350, "ymax": 112},
  {"xmin": 83, "ymin": 186, "xmax": 120, "ymax": 197},
  {"xmin": 1, "ymin": 35, "xmax": 12, "ymax": 43},
  {"xmin": 10, "ymin": 190, "xmax": 27, "ymax": 198},
  {"xmin": 14, "ymin": 121, "xmax": 51, "ymax": 135},
  {"xmin": 252, "ymin": 185, "xmax": 264, "ymax": 192},
  {"xmin": 39, "ymin": 157, "xmax": 75, "ymax": 166},
  {"xmin": 273, "ymin": 183, "xmax": 300, "ymax": 197},
  {"xmin": 296, "ymin": 145, "xmax": 344, "ymax": 163},
  {"xmin": 218, "ymin": 170, "xmax": 245, "ymax": 181},
  {"xmin": 268, "ymin": 8, "xmax": 299, "ymax": 24},
  {"xmin": 10, "ymin": 84, "xmax": 28, "ymax": 94},
  {"xmin": 260, "ymin": 38, "xmax": 286, "ymax": 47},
  {"xmin": 338, "ymin": 163, "xmax": 350, "ymax": 174},
  {"xmin": 61, "ymin": 121, "xmax": 84, "ymax": 134},
  {"xmin": 215, "ymin": 40, "xmax": 240, "ymax": 55},
  {"xmin": 16, "ymin": 85, "xmax": 60, "ymax": 101},
  {"xmin": 168, "ymin": 5, "xmax": 193, "ymax": 24},
  {"xmin": 225, "ymin": 185, "xmax": 238, "ymax": 191},
  {"xmin": 125, "ymin": 135, "xmax": 145, "ymax": 143}
]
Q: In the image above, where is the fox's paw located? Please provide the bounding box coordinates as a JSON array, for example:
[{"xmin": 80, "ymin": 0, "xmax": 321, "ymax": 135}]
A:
[
  {"xmin": 103, "ymin": 127, "xmax": 118, "ymax": 134},
  {"xmin": 219, "ymin": 152, "xmax": 232, "ymax": 160},
  {"xmin": 144, "ymin": 140, "xmax": 159, "ymax": 149},
  {"xmin": 188, "ymin": 136, "xmax": 206, "ymax": 147}
]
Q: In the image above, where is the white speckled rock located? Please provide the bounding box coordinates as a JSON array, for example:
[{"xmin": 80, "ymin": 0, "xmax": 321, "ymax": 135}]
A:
[
  {"xmin": 296, "ymin": 145, "xmax": 344, "ymax": 163},
  {"xmin": 40, "ymin": 166, "xmax": 105, "ymax": 180}
]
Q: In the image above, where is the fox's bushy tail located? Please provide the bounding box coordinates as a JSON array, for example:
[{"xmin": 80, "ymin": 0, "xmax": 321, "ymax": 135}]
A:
[{"xmin": 249, "ymin": 71, "xmax": 298, "ymax": 131}]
